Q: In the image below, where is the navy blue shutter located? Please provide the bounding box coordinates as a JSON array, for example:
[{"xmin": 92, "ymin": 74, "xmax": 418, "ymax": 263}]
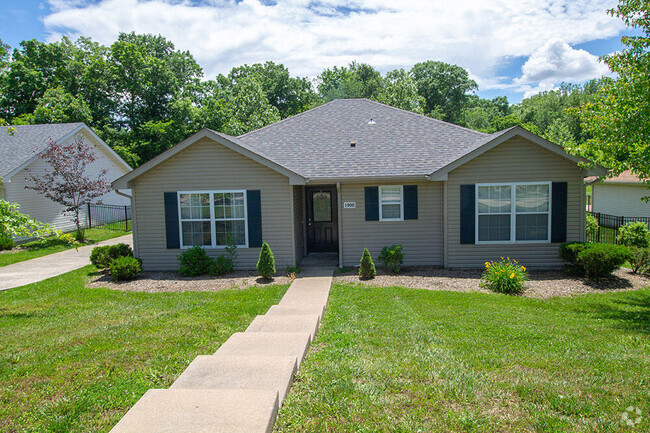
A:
[
  {"xmin": 403, "ymin": 185, "xmax": 418, "ymax": 220},
  {"xmin": 365, "ymin": 187, "xmax": 379, "ymax": 221},
  {"xmin": 460, "ymin": 185, "xmax": 475, "ymax": 244},
  {"xmin": 247, "ymin": 190, "xmax": 263, "ymax": 247},
  {"xmin": 551, "ymin": 182, "xmax": 567, "ymax": 243},
  {"xmin": 164, "ymin": 192, "xmax": 180, "ymax": 249}
]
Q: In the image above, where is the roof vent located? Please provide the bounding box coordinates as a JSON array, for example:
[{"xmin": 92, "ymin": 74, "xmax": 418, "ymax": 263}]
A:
[
  {"xmin": 368, "ymin": 118, "xmax": 376, "ymax": 125},
  {"xmin": 350, "ymin": 141, "xmax": 356, "ymax": 148}
]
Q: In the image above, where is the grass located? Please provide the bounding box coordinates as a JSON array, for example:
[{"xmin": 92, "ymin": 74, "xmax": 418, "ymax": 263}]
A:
[
  {"xmin": 276, "ymin": 283, "xmax": 650, "ymax": 432},
  {"xmin": 0, "ymin": 226, "xmax": 130, "ymax": 267},
  {"xmin": 0, "ymin": 266, "xmax": 288, "ymax": 432}
]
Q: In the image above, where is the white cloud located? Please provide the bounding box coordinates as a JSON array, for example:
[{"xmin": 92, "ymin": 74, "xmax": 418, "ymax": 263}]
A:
[{"xmin": 42, "ymin": 0, "xmax": 623, "ymax": 94}]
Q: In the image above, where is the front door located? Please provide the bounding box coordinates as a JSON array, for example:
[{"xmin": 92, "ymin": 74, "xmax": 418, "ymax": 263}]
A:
[{"xmin": 306, "ymin": 186, "xmax": 338, "ymax": 253}]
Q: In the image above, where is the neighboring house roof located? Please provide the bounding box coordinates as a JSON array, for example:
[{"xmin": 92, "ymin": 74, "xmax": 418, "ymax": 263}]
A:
[
  {"xmin": 113, "ymin": 98, "xmax": 607, "ymax": 188},
  {"xmin": 0, "ymin": 123, "xmax": 131, "ymax": 182},
  {"xmin": 587, "ymin": 170, "xmax": 645, "ymax": 185}
]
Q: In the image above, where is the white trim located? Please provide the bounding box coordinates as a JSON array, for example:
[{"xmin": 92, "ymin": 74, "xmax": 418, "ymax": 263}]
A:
[
  {"xmin": 177, "ymin": 190, "xmax": 249, "ymax": 249},
  {"xmin": 337, "ymin": 181, "xmax": 343, "ymax": 268},
  {"xmin": 378, "ymin": 185, "xmax": 404, "ymax": 222},
  {"xmin": 475, "ymin": 181, "xmax": 552, "ymax": 245}
]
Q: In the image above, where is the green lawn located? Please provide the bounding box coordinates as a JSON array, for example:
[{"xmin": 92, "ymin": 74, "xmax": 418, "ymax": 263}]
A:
[
  {"xmin": 0, "ymin": 226, "xmax": 130, "ymax": 267},
  {"xmin": 276, "ymin": 283, "xmax": 650, "ymax": 432},
  {"xmin": 0, "ymin": 267, "xmax": 288, "ymax": 432}
]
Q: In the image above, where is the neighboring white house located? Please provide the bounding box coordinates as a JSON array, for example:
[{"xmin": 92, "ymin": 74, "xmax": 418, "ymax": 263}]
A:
[
  {"xmin": 0, "ymin": 123, "xmax": 132, "ymax": 237},
  {"xmin": 590, "ymin": 171, "xmax": 650, "ymax": 217}
]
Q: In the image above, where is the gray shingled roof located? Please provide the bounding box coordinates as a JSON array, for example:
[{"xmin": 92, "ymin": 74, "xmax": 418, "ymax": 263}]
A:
[
  {"xmin": 0, "ymin": 123, "xmax": 84, "ymax": 179},
  {"xmin": 237, "ymin": 99, "xmax": 493, "ymax": 179}
]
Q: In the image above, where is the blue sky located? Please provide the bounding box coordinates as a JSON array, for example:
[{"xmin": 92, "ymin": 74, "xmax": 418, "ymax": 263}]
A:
[{"xmin": 0, "ymin": 0, "xmax": 632, "ymax": 103}]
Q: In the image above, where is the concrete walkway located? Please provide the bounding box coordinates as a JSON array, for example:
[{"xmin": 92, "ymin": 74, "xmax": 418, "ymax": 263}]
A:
[
  {"xmin": 0, "ymin": 234, "xmax": 133, "ymax": 291},
  {"xmin": 111, "ymin": 266, "xmax": 333, "ymax": 433}
]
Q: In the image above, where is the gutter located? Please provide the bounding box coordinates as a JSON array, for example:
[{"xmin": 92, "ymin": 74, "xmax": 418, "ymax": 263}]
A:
[{"xmin": 115, "ymin": 189, "xmax": 132, "ymax": 199}]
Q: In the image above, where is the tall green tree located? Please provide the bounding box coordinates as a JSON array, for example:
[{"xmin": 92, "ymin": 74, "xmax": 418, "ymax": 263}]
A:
[
  {"xmin": 228, "ymin": 62, "xmax": 318, "ymax": 118},
  {"xmin": 410, "ymin": 60, "xmax": 478, "ymax": 123},
  {"xmin": 571, "ymin": 0, "xmax": 650, "ymax": 178},
  {"xmin": 318, "ymin": 61, "xmax": 384, "ymax": 101},
  {"xmin": 375, "ymin": 69, "xmax": 425, "ymax": 113},
  {"xmin": 15, "ymin": 86, "xmax": 93, "ymax": 125}
]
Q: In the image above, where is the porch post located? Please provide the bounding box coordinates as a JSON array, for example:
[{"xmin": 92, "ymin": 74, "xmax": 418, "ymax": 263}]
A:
[{"xmin": 337, "ymin": 182, "xmax": 343, "ymax": 268}]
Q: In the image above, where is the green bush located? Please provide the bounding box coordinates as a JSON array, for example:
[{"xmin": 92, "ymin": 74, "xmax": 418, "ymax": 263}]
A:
[
  {"xmin": 256, "ymin": 242, "xmax": 276, "ymax": 278},
  {"xmin": 617, "ymin": 221, "xmax": 650, "ymax": 247},
  {"xmin": 559, "ymin": 241, "xmax": 588, "ymax": 274},
  {"xmin": 480, "ymin": 257, "xmax": 528, "ymax": 295},
  {"xmin": 0, "ymin": 228, "xmax": 14, "ymax": 250},
  {"xmin": 586, "ymin": 214, "xmax": 599, "ymax": 239},
  {"xmin": 577, "ymin": 243, "xmax": 631, "ymax": 280},
  {"xmin": 378, "ymin": 244, "xmax": 404, "ymax": 273},
  {"xmin": 178, "ymin": 246, "xmax": 213, "ymax": 277},
  {"xmin": 359, "ymin": 248, "xmax": 376, "ymax": 279},
  {"xmin": 110, "ymin": 256, "xmax": 142, "ymax": 281},
  {"xmin": 211, "ymin": 254, "xmax": 234, "ymax": 276},
  {"xmin": 90, "ymin": 243, "xmax": 134, "ymax": 269},
  {"xmin": 628, "ymin": 247, "xmax": 650, "ymax": 274}
]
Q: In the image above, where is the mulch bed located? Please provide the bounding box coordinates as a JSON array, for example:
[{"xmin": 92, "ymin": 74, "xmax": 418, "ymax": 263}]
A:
[
  {"xmin": 86, "ymin": 270, "xmax": 294, "ymax": 292},
  {"xmin": 334, "ymin": 267, "xmax": 650, "ymax": 299}
]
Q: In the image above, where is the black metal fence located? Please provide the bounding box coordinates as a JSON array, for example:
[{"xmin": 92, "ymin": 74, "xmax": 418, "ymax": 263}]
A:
[
  {"xmin": 85, "ymin": 203, "xmax": 131, "ymax": 231},
  {"xmin": 587, "ymin": 211, "xmax": 650, "ymax": 244}
]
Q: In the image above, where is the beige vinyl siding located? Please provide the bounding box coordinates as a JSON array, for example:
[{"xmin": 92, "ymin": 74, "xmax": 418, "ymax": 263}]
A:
[
  {"xmin": 293, "ymin": 185, "xmax": 305, "ymax": 264},
  {"xmin": 446, "ymin": 137, "xmax": 585, "ymax": 269},
  {"xmin": 131, "ymin": 137, "xmax": 294, "ymax": 271},
  {"xmin": 592, "ymin": 184, "xmax": 650, "ymax": 217},
  {"xmin": 340, "ymin": 181, "xmax": 443, "ymax": 267},
  {"xmin": 5, "ymin": 129, "xmax": 130, "ymax": 237}
]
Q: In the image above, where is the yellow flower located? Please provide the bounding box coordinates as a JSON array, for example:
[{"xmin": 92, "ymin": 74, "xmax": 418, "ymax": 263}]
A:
[
  {"xmin": 485, "ymin": 261, "xmax": 490, "ymax": 268},
  {"xmin": 521, "ymin": 266, "xmax": 526, "ymax": 272},
  {"xmin": 513, "ymin": 259, "xmax": 518, "ymax": 263},
  {"xmin": 510, "ymin": 272, "xmax": 515, "ymax": 279}
]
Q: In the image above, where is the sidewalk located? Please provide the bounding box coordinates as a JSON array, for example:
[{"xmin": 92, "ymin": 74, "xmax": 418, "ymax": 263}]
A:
[
  {"xmin": 110, "ymin": 266, "xmax": 333, "ymax": 433},
  {"xmin": 0, "ymin": 234, "xmax": 133, "ymax": 291}
]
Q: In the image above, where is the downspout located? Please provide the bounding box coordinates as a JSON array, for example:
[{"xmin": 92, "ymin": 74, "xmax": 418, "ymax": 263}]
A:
[
  {"xmin": 115, "ymin": 189, "xmax": 132, "ymax": 199},
  {"xmin": 337, "ymin": 182, "xmax": 343, "ymax": 268}
]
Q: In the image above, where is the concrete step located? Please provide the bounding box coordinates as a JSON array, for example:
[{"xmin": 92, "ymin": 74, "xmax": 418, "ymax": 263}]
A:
[
  {"xmin": 278, "ymin": 290, "xmax": 330, "ymax": 307},
  {"xmin": 265, "ymin": 304, "xmax": 326, "ymax": 322},
  {"xmin": 246, "ymin": 314, "xmax": 320, "ymax": 341},
  {"xmin": 215, "ymin": 332, "xmax": 311, "ymax": 367},
  {"xmin": 109, "ymin": 389, "xmax": 278, "ymax": 433},
  {"xmin": 170, "ymin": 355, "xmax": 296, "ymax": 404}
]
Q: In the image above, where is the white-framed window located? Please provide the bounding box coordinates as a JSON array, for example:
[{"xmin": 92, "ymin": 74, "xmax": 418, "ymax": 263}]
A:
[
  {"xmin": 476, "ymin": 182, "xmax": 551, "ymax": 244},
  {"xmin": 379, "ymin": 185, "xmax": 404, "ymax": 221},
  {"xmin": 178, "ymin": 190, "xmax": 248, "ymax": 248}
]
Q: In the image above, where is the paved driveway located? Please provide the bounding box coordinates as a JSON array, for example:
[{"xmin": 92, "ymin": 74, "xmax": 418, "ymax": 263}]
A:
[{"xmin": 0, "ymin": 234, "xmax": 133, "ymax": 291}]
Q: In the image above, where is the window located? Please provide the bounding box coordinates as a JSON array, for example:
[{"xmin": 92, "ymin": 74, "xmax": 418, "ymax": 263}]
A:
[
  {"xmin": 179, "ymin": 191, "xmax": 248, "ymax": 248},
  {"xmin": 379, "ymin": 185, "xmax": 403, "ymax": 221},
  {"xmin": 476, "ymin": 182, "xmax": 550, "ymax": 243}
]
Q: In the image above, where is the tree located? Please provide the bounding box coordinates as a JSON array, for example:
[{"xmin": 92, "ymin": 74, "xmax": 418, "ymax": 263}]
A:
[
  {"xmin": 318, "ymin": 62, "xmax": 384, "ymax": 101},
  {"xmin": 15, "ymin": 86, "xmax": 93, "ymax": 125},
  {"xmin": 375, "ymin": 69, "xmax": 425, "ymax": 113},
  {"xmin": 571, "ymin": 0, "xmax": 650, "ymax": 179},
  {"xmin": 0, "ymin": 199, "xmax": 59, "ymax": 249},
  {"xmin": 218, "ymin": 75, "xmax": 281, "ymax": 136},
  {"xmin": 26, "ymin": 135, "xmax": 109, "ymax": 240},
  {"xmin": 256, "ymin": 242, "xmax": 276, "ymax": 279},
  {"xmin": 410, "ymin": 60, "xmax": 478, "ymax": 123}
]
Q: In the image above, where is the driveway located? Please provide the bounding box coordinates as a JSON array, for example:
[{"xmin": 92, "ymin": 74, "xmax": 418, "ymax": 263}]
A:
[{"xmin": 0, "ymin": 234, "xmax": 133, "ymax": 291}]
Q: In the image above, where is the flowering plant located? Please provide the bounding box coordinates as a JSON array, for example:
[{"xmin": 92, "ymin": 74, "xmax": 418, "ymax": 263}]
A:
[{"xmin": 480, "ymin": 257, "xmax": 528, "ymax": 295}]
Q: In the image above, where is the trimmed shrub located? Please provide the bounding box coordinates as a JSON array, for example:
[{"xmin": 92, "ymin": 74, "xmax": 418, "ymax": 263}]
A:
[
  {"xmin": 617, "ymin": 221, "xmax": 650, "ymax": 247},
  {"xmin": 0, "ymin": 229, "xmax": 14, "ymax": 250},
  {"xmin": 359, "ymin": 248, "xmax": 376, "ymax": 279},
  {"xmin": 110, "ymin": 256, "xmax": 142, "ymax": 281},
  {"xmin": 211, "ymin": 254, "xmax": 234, "ymax": 276},
  {"xmin": 628, "ymin": 247, "xmax": 650, "ymax": 274},
  {"xmin": 256, "ymin": 242, "xmax": 276, "ymax": 278},
  {"xmin": 378, "ymin": 244, "xmax": 404, "ymax": 273},
  {"xmin": 586, "ymin": 214, "xmax": 599, "ymax": 239},
  {"xmin": 90, "ymin": 243, "xmax": 134, "ymax": 269},
  {"xmin": 178, "ymin": 245, "xmax": 213, "ymax": 277},
  {"xmin": 577, "ymin": 243, "xmax": 631, "ymax": 280},
  {"xmin": 480, "ymin": 257, "xmax": 528, "ymax": 295},
  {"xmin": 559, "ymin": 241, "xmax": 588, "ymax": 274}
]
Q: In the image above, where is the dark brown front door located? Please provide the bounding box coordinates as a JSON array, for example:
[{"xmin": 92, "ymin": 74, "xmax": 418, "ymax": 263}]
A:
[{"xmin": 306, "ymin": 186, "xmax": 338, "ymax": 253}]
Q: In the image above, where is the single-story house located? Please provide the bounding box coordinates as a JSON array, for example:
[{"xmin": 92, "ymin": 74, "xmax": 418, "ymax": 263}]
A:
[
  {"xmin": 1, "ymin": 123, "xmax": 132, "ymax": 237},
  {"xmin": 589, "ymin": 171, "xmax": 649, "ymax": 217},
  {"xmin": 112, "ymin": 99, "xmax": 607, "ymax": 270}
]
